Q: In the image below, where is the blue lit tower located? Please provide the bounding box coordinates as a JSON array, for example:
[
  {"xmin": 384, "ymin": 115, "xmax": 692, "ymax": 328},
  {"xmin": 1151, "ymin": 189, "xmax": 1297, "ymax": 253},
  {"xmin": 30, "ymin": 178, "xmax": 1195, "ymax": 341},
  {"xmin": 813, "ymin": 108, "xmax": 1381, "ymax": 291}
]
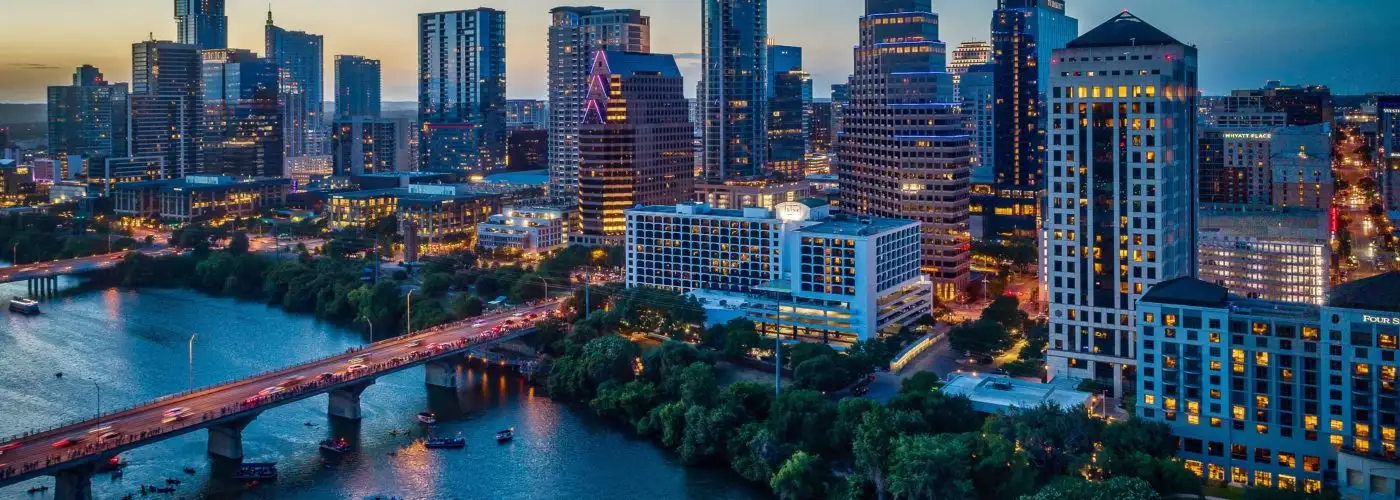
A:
[
  {"xmin": 175, "ymin": 0, "xmax": 226, "ymax": 50},
  {"xmin": 766, "ymin": 44, "xmax": 810, "ymax": 177},
  {"xmin": 266, "ymin": 9, "xmax": 325, "ymax": 158},
  {"xmin": 199, "ymin": 49, "xmax": 283, "ymax": 178},
  {"xmin": 837, "ymin": 0, "xmax": 971, "ymax": 300},
  {"xmin": 701, "ymin": 0, "xmax": 767, "ymax": 181},
  {"xmin": 418, "ymin": 9, "xmax": 508, "ymax": 174},
  {"xmin": 335, "ymin": 55, "xmax": 381, "ymax": 120}
]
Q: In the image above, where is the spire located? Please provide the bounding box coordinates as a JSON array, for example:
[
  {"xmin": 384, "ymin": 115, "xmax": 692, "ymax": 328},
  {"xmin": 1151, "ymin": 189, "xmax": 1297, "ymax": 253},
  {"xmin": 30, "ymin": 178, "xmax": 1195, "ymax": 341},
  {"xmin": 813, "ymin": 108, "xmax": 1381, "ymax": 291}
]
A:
[{"xmin": 266, "ymin": 4, "xmax": 273, "ymax": 25}]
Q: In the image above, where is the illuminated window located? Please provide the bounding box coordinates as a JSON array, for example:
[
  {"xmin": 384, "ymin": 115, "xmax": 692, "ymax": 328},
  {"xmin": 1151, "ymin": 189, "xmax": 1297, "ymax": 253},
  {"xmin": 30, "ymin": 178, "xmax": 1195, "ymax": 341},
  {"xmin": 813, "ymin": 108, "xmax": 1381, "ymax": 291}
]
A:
[
  {"xmin": 1304, "ymin": 479, "xmax": 1321, "ymax": 494},
  {"xmin": 1278, "ymin": 452, "xmax": 1296, "ymax": 468},
  {"xmin": 1356, "ymin": 423, "xmax": 1371, "ymax": 438},
  {"xmin": 1330, "ymin": 434, "xmax": 1343, "ymax": 447},
  {"xmin": 1278, "ymin": 475, "xmax": 1297, "ymax": 492},
  {"xmin": 1144, "ymin": 394, "xmax": 1156, "ymax": 405},
  {"xmin": 1256, "ymin": 395, "xmax": 1269, "ymax": 409},
  {"xmin": 1184, "ymin": 460, "xmax": 1203, "ymax": 477},
  {"xmin": 1302, "ymin": 327, "xmax": 1319, "ymax": 340},
  {"xmin": 1331, "ymin": 419, "xmax": 1345, "ymax": 431},
  {"xmin": 1210, "ymin": 360, "xmax": 1222, "ymax": 371},
  {"xmin": 1232, "ymin": 405, "xmax": 1245, "ymax": 420},
  {"xmin": 1304, "ymin": 415, "xmax": 1318, "ymax": 430}
]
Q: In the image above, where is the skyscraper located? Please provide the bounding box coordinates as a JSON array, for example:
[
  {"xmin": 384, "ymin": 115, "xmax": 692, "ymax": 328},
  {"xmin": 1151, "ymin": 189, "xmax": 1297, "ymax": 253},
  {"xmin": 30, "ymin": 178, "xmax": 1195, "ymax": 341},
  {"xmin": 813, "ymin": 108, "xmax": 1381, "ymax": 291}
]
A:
[
  {"xmin": 837, "ymin": 0, "xmax": 971, "ymax": 300},
  {"xmin": 809, "ymin": 101, "xmax": 833, "ymax": 155},
  {"xmin": 266, "ymin": 10, "xmax": 325, "ymax": 159},
  {"xmin": 1378, "ymin": 96, "xmax": 1400, "ymax": 213},
  {"xmin": 335, "ymin": 55, "xmax": 381, "ymax": 120},
  {"xmin": 988, "ymin": 0, "xmax": 1079, "ymax": 241},
  {"xmin": 199, "ymin": 49, "xmax": 283, "ymax": 178},
  {"xmin": 767, "ymin": 44, "xmax": 810, "ymax": 178},
  {"xmin": 506, "ymin": 99, "xmax": 547, "ymax": 130},
  {"xmin": 962, "ymin": 63, "xmax": 996, "ymax": 186},
  {"xmin": 548, "ymin": 7, "xmax": 650, "ymax": 200},
  {"xmin": 331, "ymin": 118, "xmax": 398, "ymax": 177},
  {"xmin": 947, "ymin": 40, "xmax": 992, "ymax": 99},
  {"xmin": 701, "ymin": 0, "xmax": 767, "ymax": 181},
  {"xmin": 47, "ymin": 65, "xmax": 129, "ymax": 178},
  {"xmin": 130, "ymin": 40, "xmax": 201, "ymax": 178},
  {"xmin": 174, "ymin": 0, "xmax": 226, "ymax": 50},
  {"xmin": 419, "ymin": 9, "xmax": 507, "ymax": 175},
  {"xmin": 1043, "ymin": 12, "xmax": 1198, "ymax": 396},
  {"xmin": 574, "ymin": 50, "xmax": 694, "ymax": 246},
  {"xmin": 830, "ymin": 82, "xmax": 849, "ymax": 161}
]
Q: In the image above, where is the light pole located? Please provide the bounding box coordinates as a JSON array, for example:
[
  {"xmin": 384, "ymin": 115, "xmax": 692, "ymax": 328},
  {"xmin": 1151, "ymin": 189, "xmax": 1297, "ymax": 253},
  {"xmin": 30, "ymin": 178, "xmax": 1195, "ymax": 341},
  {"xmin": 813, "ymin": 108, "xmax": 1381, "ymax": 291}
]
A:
[
  {"xmin": 187, "ymin": 333, "xmax": 197, "ymax": 392},
  {"xmin": 12, "ymin": 242, "xmax": 17, "ymax": 265},
  {"xmin": 362, "ymin": 316, "xmax": 374, "ymax": 343},
  {"xmin": 406, "ymin": 289, "xmax": 416, "ymax": 334},
  {"xmin": 91, "ymin": 380, "xmax": 101, "ymax": 423}
]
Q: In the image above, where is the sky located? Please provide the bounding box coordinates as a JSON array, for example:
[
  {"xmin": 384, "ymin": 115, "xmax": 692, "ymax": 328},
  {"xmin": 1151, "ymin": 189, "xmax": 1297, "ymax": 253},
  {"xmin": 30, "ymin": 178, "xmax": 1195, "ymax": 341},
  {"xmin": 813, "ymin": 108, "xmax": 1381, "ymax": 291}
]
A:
[{"xmin": 1, "ymin": 0, "xmax": 1398, "ymax": 103}]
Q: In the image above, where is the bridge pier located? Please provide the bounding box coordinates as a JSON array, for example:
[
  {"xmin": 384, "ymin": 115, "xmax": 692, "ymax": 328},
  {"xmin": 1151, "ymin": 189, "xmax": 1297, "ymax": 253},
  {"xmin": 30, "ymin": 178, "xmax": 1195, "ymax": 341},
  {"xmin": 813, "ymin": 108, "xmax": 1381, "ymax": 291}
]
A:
[
  {"xmin": 328, "ymin": 379, "xmax": 375, "ymax": 420},
  {"xmin": 52, "ymin": 462, "xmax": 96, "ymax": 500},
  {"xmin": 207, "ymin": 414, "xmax": 259, "ymax": 460},
  {"xmin": 425, "ymin": 358, "xmax": 463, "ymax": 388}
]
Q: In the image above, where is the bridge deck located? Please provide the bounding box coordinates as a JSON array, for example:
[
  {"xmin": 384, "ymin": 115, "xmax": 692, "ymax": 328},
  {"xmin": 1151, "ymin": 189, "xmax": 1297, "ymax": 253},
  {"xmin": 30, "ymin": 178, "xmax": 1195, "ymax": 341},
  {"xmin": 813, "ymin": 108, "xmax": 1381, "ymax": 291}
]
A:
[
  {"xmin": 0, "ymin": 299, "xmax": 561, "ymax": 487},
  {"xmin": 0, "ymin": 248, "xmax": 179, "ymax": 284}
]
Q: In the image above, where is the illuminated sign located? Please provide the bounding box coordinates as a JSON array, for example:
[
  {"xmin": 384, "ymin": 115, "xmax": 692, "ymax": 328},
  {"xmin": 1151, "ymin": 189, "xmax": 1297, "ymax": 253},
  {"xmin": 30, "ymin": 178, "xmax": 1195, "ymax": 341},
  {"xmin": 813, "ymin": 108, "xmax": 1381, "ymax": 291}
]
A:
[
  {"xmin": 1222, "ymin": 133, "xmax": 1272, "ymax": 140},
  {"xmin": 774, "ymin": 201, "xmax": 810, "ymax": 222},
  {"xmin": 1363, "ymin": 315, "xmax": 1400, "ymax": 325}
]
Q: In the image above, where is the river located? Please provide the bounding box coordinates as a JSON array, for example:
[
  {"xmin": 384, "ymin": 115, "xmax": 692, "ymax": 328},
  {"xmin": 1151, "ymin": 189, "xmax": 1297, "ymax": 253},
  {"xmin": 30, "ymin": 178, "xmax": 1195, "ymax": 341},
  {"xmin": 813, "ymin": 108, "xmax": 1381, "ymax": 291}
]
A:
[{"xmin": 0, "ymin": 275, "xmax": 767, "ymax": 499}]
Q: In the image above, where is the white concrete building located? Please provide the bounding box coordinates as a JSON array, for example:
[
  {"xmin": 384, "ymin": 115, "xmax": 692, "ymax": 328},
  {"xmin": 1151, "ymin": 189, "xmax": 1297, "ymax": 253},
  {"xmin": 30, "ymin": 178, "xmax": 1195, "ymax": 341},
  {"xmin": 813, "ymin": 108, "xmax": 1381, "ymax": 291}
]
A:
[
  {"xmin": 476, "ymin": 207, "xmax": 567, "ymax": 255},
  {"xmin": 626, "ymin": 200, "xmax": 931, "ymax": 346},
  {"xmin": 1043, "ymin": 12, "xmax": 1199, "ymax": 396},
  {"xmin": 1198, "ymin": 208, "xmax": 1329, "ymax": 305}
]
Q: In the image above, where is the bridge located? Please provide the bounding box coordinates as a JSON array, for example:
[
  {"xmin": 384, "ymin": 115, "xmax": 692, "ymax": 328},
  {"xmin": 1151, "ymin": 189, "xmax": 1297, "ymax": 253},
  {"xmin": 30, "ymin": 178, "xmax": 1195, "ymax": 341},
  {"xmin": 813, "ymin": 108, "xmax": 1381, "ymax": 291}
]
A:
[
  {"xmin": 0, "ymin": 247, "xmax": 179, "ymax": 294},
  {"xmin": 0, "ymin": 299, "xmax": 563, "ymax": 499}
]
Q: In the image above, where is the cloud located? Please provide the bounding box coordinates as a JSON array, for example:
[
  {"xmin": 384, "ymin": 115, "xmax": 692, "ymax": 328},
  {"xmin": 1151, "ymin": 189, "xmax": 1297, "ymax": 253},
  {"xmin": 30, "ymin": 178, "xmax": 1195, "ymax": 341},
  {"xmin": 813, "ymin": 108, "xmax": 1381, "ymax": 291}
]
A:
[{"xmin": 8, "ymin": 63, "xmax": 61, "ymax": 71}]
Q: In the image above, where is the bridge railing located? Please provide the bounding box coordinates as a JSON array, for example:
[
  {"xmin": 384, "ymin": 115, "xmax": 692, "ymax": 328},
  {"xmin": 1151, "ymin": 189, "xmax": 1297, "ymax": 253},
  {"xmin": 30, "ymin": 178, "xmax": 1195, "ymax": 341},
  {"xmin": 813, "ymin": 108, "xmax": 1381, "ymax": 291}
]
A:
[{"xmin": 0, "ymin": 300, "xmax": 562, "ymax": 446}]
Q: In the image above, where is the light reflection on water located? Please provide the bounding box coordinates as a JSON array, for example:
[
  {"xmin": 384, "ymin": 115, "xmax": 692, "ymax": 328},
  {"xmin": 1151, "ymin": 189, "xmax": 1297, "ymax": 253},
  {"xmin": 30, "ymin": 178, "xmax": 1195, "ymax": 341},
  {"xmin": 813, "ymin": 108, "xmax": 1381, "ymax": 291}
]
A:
[{"xmin": 0, "ymin": 279, "xmax": 766, "ymax": 499}]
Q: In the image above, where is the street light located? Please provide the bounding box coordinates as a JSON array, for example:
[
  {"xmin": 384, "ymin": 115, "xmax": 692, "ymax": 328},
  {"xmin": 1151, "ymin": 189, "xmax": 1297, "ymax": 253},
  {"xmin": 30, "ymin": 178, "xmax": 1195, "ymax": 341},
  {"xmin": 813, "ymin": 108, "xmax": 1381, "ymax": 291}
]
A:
[
  {"xmin": 362, "ymin": 316, "xmax": 374, "ymax": 343},
  {"xmin": 187, "ymin": 333, "xmax": 197, "ymax": 392},
  {"xmin": 406, "ymin": 289, "xmax": 416, "ymax": 335}
]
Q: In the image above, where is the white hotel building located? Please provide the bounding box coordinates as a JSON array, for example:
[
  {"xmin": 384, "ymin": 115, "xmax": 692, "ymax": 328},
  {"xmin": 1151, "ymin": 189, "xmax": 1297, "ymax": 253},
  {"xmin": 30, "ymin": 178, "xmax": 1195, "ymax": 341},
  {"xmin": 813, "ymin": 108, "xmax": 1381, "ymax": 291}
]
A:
[
  {"xmin": 1043, "ymin": 12, "xmax": 1199, "ymax": 396},
  {"xmin": 475, "ymin": 207, "xmax": 568, "ymax": 256},
  {"xmin": 625, "ymin": 200, "xmax": 931, "ymax": 346}
]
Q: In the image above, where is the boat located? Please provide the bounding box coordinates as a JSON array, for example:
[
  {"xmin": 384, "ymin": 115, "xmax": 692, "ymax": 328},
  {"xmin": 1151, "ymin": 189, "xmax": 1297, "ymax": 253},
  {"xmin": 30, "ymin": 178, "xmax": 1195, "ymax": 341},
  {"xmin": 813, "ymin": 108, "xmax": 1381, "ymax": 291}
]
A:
[
  {"xmin": 424, "ymin": 434, "xmax": 466, "ymax": 449},
  {"xmin": 416, "ymin": 412, "xmax": 437, "ymax": 425},
  {"xmin": 495, "ymin": 428, "xmax": 514, "ymax": 442},
  {"xmin": 9, "ymin": 297, "xmax": 39, "ymax": 315},
  {"xmin": 319, "ymin": 438, "xmax": 352, "ymax": 453},
  {"xmin": 234, "ymin": 462, "xmax": 278, "ymax": 481}
]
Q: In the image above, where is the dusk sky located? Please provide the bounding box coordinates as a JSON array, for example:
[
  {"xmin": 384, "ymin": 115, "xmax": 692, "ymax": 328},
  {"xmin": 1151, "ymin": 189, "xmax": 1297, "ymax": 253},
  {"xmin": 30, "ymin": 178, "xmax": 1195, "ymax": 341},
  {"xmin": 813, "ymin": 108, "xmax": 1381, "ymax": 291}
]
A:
[{"xmin": 1, "ymin": 0, "xmax": 1397, "ymax": 103}]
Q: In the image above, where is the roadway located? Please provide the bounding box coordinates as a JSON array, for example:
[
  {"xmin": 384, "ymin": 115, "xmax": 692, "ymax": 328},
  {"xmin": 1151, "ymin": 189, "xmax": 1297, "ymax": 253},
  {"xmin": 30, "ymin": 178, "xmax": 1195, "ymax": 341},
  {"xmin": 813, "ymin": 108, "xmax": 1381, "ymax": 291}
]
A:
[
  {"xmin": 0, "ymin": 299, "xmax": 564, "ymax": 488},
  {"xmin": 0, "ymin": 247, "xmax": 178, "ymax": 284}
]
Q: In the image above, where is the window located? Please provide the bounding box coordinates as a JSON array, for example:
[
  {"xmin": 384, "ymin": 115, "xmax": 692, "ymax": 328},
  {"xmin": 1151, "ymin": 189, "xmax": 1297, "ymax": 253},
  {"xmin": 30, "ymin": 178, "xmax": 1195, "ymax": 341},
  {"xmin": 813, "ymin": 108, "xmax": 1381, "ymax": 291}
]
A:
[{"xmin": 1254, "ymin": 471, "xmax": 1272, "ymax": 487}]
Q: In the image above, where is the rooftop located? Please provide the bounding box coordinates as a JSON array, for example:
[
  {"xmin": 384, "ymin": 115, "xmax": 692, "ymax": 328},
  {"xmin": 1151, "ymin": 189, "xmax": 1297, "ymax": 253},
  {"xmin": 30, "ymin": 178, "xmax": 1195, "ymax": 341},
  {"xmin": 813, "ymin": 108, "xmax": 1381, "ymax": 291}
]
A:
[
  {"xmin": 1329, "ymin": 272, "xmax": 1400, "ymax": 313},
  {"xmin": 799, "ymin": 214, "xmax": 914, "ymax": 237},
  {"xmin": 116, "ymin": 176, "xmax": 290, "ymax": 192},
  {"xmin": 941, "ymin": 374, "xmax": 1094, "ymax": 414},
  {"xmin": 599, "ymin": 50, "xmax": 681, "ymax": 78},
  {"xmin": 332, "ymin": 187, "xmax": 497, "ymax": 204},
  {"xmin": 1066, "ymin": 11, "xmax": 1183, "ymax": 49},
  {"xmin": 1140, "ymin": 277, "xmax": 1230, "ymax": 308}
]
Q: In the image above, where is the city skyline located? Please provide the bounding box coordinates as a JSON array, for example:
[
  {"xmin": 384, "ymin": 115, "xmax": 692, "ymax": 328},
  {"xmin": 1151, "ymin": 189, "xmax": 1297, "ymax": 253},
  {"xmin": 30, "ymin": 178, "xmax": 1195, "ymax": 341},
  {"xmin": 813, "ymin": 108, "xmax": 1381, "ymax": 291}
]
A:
[{"xmin": 1, "ymin": 0, "xmax": 1398, "ymax": 103}]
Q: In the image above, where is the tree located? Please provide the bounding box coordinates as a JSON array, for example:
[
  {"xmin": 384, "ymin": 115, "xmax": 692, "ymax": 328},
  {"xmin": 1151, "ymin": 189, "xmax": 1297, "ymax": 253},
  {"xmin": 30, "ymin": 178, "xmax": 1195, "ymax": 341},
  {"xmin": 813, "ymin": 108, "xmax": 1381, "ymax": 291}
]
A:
[
  {"xmin": 949, "ymin": 319, "xmax": 1013, "ymax": 357},
  {"xmin": 981, "ymin": 295, "xmax": 1026, "ymax": 331},
  {"xmin": 793, "ymin": 356, "xmax": 849, "ymax": 391},
  {"xmin": 966, "ymin": 433, "xmax": 1035, "ymax": 500},
  {"xmin": 853, "ymin": 407, "xmax": 895, "ymax": 500},
  {"xmin": 580, "ymin": 335, "xmax": 641, "ymax": 390},
  {"xmin": 510, "ymin": 273, "xmax": 550, "ymax": 302},
  {"xmin": 474, "ymin": 274, "xmax": 503, "ymax": 300},
  {"xmin": 680, "ymin": 404, "xmax": 737, "ymax": 465},
  {"xmin": 982, "ymin": 403, "xmax": 1103, "ymax": 481},
  {"xmin": 228, "ymin": 232, "xmax": 250, "ymax": 255},
  {"xmin": 590, "ymin": 380, "xmax": 659, "ymax": 426},
  {"xmin": 768, "ymin": 389, "xmax": 836, "ymax": 454},
  {"xmin": 770, "ymin": 451, "xmax": 824, "ymax": 500},
  {"xmin": 678, "ymin": 362, "xmax": 719, "ymax": 407},
  {"xmin": 899, "ymin": 372, "xmax": 940, "ymax": 395},
  {"xmin": 1099, "ymin": 418, "xmax": 1178, "ymax": 458},
  {"xmin": 420, "ymin": 272, "xmax": 452, "ymax": 298},
  {"xmin": 1020, "ymin": 476, "xmax": 1159, "ymax": 500},
  {"xmin": 729, "ymin": 422, "xmax": 792, "ymax": 484},
  {"xmin": 786, "ymin": 342, "xmax": 837, "ymax": 370},
  {"xmin": 886, "ymin": 434, "xmax": 974, "ymax": 500},
  {"xmin": 452, "ymin": 294, "xmax": 485, "ymax": 318},
  {"xmin": 829, "ymin": 398, "xmax": 879, "ymax": 459}
]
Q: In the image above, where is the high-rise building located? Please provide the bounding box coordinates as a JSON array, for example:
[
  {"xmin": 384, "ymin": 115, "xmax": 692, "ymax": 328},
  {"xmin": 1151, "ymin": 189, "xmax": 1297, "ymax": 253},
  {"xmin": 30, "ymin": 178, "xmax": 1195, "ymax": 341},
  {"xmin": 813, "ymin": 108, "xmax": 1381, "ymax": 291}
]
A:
[
  {"xmin": 1134, "ymin": 273, "xmax": 1400, "ymax": 497},
  {"xmin": 1199, "ymin": 124, "xmax": 1333, "ymax": 211},
  {"xmin": 335, "ymin": 55, "xmax": 381, "ymax": 120},
  {"xmin": 418, "ymin": 9, "xmax": 507, "ymax": 175},
  {"xmin": 1376, "ymin": 96, "xmax": 1400, "ymax": 213},
  {"xmin": 809, "ymin": 101, "xmax": 833, "ymax": 155},
  {"xmin": 948, "ymin": 40, "xmax": 992, "ymax": 99},
  {"xmin": 838, "ymin": 0, "xmax": 971, "ymax": 300},
  {"xmin": 130, "ymin": 40, "xmax": 201, "ymax": 179},
  {"xmin": 507, "ymin": 129, "xmax": 548, "ymax": 171},
  {"xmin": 767, "ymin": 44, "xmax": 810, "ymax": 178},
  {"xmin": 331, "ymin": 118, "xmax": 398, "ymax": 177},
  {"xmin": 701, "ymin": 0, "xmax": 767, "ymax": 181},
  {"xmin": 266, "ymin": 11, "xmax": 325, "ymax": 159},
  {"xmin": 199, "ymin": 49, "xmax": 283, "ymax": 178},
  {"xmin": 548, "ymin": 7, "xmax": 650, "ymax": 200},
  {"xmin": 626, "ymin": 200, "xmax": 932, "ymax": 346},
  {"xmin": 988, "ymin": 0, "xmax": 1079, "ymax": 241},
  {"xmin": 1221, "ymin": 83, "xmax": 1334, "ymax": 127},
  {"xmin": 1043, "ymin": 12, "xmax": 1199, "ymax": 396},
  {"xmin": 574, "ymin": 50, "xmax": 694, "ymax": 247},
  {"xmin": 963, "ymin": 63, "xmax": 997, "ymax": 185},
  {"xmin": 506, "ymin": 99, "xmax": 547, "ymax": 130},
  {"xmin": 174, "ymin": 0, "xmax": 226, "ymax": 50},
  {"xmin": 830, "ymin": 82, "xmax": 850, "ymax": 162},
  {"xmin": 47, "ymin": 65, "xmax": 129, "ymax": 178}
]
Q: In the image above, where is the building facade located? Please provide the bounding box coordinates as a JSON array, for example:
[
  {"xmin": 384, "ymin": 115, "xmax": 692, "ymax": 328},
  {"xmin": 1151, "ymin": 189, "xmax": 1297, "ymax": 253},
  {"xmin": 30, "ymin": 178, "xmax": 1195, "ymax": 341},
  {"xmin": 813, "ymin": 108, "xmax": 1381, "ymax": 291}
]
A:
[
  {"xmin": 1135, "ymin": 274, "xmax": 1400, "ymax": 497},
  {"xmin": 476, "ymin": 207, "xmax": 567, "ymax": 255},
  {"xmin": 113, "ymin": 175, "xmax": 289, "ymax": 221},
  {"xmin": 574, "ymin": 50, "xmax": 694, "ymax": 247},
  {"xmin": 547, "ymin": 7, "xmax": 650, "ymax": 200},
  {"xmin": 701, "ymin": 0, "xmax": 768, "ymax": 181},
  {"xmin": 809, "ymin": 101, "xmax": 833, "ymax": 155},
  {"xmin": 328, "ymin": 184, "xmax": 503, "ymax": 253},
  {"xmin": 331, "ymin": 118, "xmax": 398, "ymax": 177},
  {"xmin": 418, "ymin": 9, "xmax": 507, "ymax": 174},
  {"xmin": 199, "ymin": 49, "xmax": 283, "ymax": 178},
  {"xmin": 130, "ymin": 40, "xmax": 201, "ymax": 179},
  {"xmin": 174, "ymin": 0, "xmax": 226, "ymax": 50},
  {"xmin": 1199, "ymin": 124, "xmax": 1333, "ymax": 210},
  {"xmin": 627, "ymin": 200, "xmax": 932, "ymax": 346},
  {"xmin": 1375, "ymin": 96, "xmax": 1400, "ymax": 213},
  {"xmin": 506, "ymin": 99, "xmax": 547, "ymax": 130},
  {"xmin": 767, "ymin": 44, "xmax": 811, "ymax": 179},
  {"xmin": 334, "ymin": 55, "xmax": 381, "ymax": 120},
  {"xmin": 266, "ymin": 11, "xmax": 325, "ymax": 159},
  {"xmin": 1198, "ymin": 208, "xmax": 1330, "ymax": 305},
  {"xmin": 47, "ymin": 65, "xmax": 129, "ymax": 176},
  {"xmin": 1044, "ymin": 12, "xmax": 1199, "ymax": 396},
  {"xmin": 987, "ymin": 0, "xmax": 1079, "ymax": 241},
  {"xmin": 837, "ymin": 0, "xmax": 971, "ymax": 300},
  {"xmin": 948, "ymin": 40, "xmax": 992, "ymax": 100}
]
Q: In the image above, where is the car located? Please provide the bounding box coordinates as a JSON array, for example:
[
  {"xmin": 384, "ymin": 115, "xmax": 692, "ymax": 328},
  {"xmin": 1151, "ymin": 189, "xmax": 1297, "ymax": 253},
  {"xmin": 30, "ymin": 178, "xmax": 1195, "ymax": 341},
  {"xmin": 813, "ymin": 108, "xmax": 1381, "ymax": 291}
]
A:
[
  {"xmin": 318, "ymin": 372, "xmax": 335, "ymax": 380},
  {"xmin": 244, "ymin": 395, "xmax": 264, "ymax": 404},
  {"xmin": 258, "ymin": 386, "xmax": 286, "ymax": 397},
  {"xmin": 162, "ymin": 407, "xmax": 191, "ymax": 418},
  {"xmin": 349, "ymin": 356, "xmax": 368, "ymax": 365},
  {"xmin": 471, "ymin": 321, "xmax": 487, "ymax": 328},
  {"xmin": 408, "ymin": 340, "xmax": 423, "ymax": 348},
  {"xmin": 0, "ymin": 443, "xmax": 21, "ymax": 454},
  {"xmin": 853, "ymin": 386, "xmax": 870, "ymax": 397},
  {"xmin": 98, "ymin": 431, "xmax": 121, "ymax": 442},
  {"xmin": 87, "ymin": 425, "xmax": 114, "ymax": 436},
  {"xmin": 278, "ymin": 376, "xmax": 305, "ymax": 388},
  {"xmin": 51, "ymin": 438, "xmax": 80, "ymax": 448},
  {"xmin": 347, "ymin": 364, "xmax": 367, "ymax": 373}
]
